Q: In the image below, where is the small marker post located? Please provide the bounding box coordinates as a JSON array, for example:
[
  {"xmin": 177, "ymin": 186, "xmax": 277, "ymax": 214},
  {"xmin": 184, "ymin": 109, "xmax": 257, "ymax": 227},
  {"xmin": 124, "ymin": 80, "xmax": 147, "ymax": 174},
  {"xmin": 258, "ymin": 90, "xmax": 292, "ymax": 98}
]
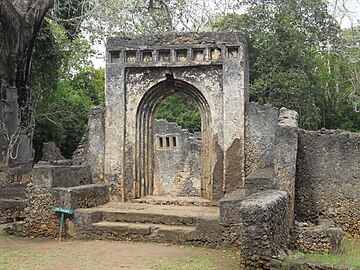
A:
[{"xmin": 52, "ymin": 207, "xmax": 74, "ymax": 242}]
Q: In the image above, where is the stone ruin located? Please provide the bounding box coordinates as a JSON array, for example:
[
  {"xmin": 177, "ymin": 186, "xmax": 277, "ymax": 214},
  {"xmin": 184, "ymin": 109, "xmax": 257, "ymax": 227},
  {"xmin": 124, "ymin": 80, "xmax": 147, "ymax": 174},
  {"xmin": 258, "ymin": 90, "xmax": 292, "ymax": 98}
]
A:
[
  {"xmin": 1, "ymin": 32, "xmax": 359, "ymax": 269},
  {"xmin": 153, "ymin": 119, "xmax": 201, "ymax": 197}
]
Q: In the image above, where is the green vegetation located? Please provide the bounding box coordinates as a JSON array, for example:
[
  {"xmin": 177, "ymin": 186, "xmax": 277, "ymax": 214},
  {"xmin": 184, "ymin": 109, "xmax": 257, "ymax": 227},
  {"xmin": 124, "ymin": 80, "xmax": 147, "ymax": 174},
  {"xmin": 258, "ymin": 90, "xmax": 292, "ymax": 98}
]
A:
[
  {"xmin": 153, "ymin": 255, "xmax": 219, "ymax": 270},
  {"xmin": 155, "ymin": 93, "xmax": 201, "ymax": 133},
  {"xmin": 26, "ymin": 0, "xmax": 359, "ymax": 159},
  {"xmin": 305, "ymin": 239, "xmax": 360, "ymax": 268},
  {"xmin": 282, "ymin": 238, "xmax": 360, "ymax": 269},
  {"xmin": 32, "ymin": 18, "xmax": 104, "ymax": 160},
  {"xmin": 211, "ymin": 0, "xmax": 359, "ymax": 131}
]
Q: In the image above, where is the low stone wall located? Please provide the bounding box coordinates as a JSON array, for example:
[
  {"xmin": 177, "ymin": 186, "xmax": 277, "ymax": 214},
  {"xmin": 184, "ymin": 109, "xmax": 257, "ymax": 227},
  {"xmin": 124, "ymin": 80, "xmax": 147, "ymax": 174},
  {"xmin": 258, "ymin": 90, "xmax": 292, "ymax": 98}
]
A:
[
  {"xmin": 0, "ymin": 199, "xmax": 25, "ymax": 224},
  {"xmin": 16, "ymin": 183, "xmax": 109, "ymax": 238},
  {"xmin": 295, "ymin": 129, "xmax": 360, "ymax": 238},
  {"xmin": 20, "ymin": 184, "xmax": 60, "ymax": 238},
  {"xmin": 220, "ymin": 190, "xmax": 290, "ymax": 269},
  {"xmin": 239, "ymin": 190, "xmax": 290, "ymax": 269},
  {"xmin": 32, "ymin": 162, "xmax": 92, "ymax": 188},
  {"xmin": 53, "ymin": 184, "xmax": 109, "ymax": 209},
  {"xmin": 291, "ymin": 221, "xmax": 343, "ymax": 254}
]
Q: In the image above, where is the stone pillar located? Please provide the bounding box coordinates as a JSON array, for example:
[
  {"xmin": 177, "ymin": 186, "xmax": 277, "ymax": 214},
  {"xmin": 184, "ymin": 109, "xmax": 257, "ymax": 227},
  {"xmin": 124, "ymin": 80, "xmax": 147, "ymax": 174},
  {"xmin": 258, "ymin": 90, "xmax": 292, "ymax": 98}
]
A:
[
  {"xmin": 222, "ymin": 44, "xmax": 248, "ymax": 195},
  {"xmin": 104, "ymin": 66, "xmax": 126, "ymax": 201}
]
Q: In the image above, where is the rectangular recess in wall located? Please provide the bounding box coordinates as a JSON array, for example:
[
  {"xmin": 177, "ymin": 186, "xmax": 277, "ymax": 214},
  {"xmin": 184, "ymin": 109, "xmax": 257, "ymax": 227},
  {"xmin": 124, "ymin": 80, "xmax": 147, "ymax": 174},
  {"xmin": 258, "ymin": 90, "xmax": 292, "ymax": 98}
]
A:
[
  {"xmin": 159, "ymin": 137, "xmax": 163, "ymax": 148},
  {"xmin": 126, "ymin": 50, "xmax": 137, "ymax": 63},
  {"xmin": 193, "ymin": 49, "xmax": 204, "ymax": 61},
  {"xmin": 166, "ymin": 136, "xmax": 170, "ymax": 147},
  {"xmin": 110, "ymin": 51, "xmax": 120, "ymax": 63},
  {"xmin": 176, "ymin": 49, "xmax": 188, "ymax": 62},
  {"xmin": 228, "ymin": 46, "xmax": 239, "ymax": 58},
  {"xmin": 210, "ymin": 48, "xmax": 221, "ymax": 60},
  {"xmin": 158, "ymin": 50, "xmax": 171, "ymax": 62},
  {"xmin": 172, "ymin": 136, "xmax": 177, "ymax": 147},
  {"xmin": 142, "ymin": 50, "xmax": 153, "ymax": 62}
]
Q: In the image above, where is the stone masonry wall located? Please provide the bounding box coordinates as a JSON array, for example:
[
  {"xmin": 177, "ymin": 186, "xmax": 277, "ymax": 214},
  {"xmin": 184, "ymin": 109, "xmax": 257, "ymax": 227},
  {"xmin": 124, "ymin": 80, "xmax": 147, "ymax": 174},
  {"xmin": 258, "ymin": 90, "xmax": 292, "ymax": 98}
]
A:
[
  {"xmin": 245, "ymin": 103, "xmax": 298, "ymax": 224},
  {"xmin": 153, "ymin": 119, "xmax": 201, "ymax": 197},
  {"xmin": 295, "ymin": 129, "xmax": 360, "ymax": 238},
  {"xmin": 238, "ymin": 190, "xmax": 290, "ymax": 269},
  {"xmin": 0, "ymin": 200, "xmax": 25, "ymax": 224},
  {"xmin": 73, "ymin": 106, "xmax": 105, "ymax": 183},
  {"xmin": 245, "ymin": 103, "xmax": 278, "ymax": 176},
  {"xmin": 220, "ymin": 190, "xmax": 290, "ymax": 269},
  {"xmin": 20, "ymin": 183, "xmax": 61, "ymax": 238},
  {"xmin": 291, "ymin": 221, "xmax": 343, "ymax": 254}
]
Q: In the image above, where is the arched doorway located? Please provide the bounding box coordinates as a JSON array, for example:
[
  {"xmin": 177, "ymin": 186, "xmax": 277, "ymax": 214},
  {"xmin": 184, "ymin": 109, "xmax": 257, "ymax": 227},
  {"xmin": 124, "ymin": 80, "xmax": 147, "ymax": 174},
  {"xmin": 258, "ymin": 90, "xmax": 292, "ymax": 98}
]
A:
[
  {"xmin": 104, "ymin": 32, "xmax": 247, "ymax": 202},
  {"xmin": 135, "ymin": 77, "xmax": 212, "ymax": 199}
]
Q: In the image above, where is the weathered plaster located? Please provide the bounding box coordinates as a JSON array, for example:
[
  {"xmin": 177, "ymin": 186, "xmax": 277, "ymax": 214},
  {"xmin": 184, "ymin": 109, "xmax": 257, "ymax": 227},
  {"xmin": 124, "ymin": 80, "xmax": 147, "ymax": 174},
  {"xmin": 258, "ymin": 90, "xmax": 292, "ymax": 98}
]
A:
[{"xmin": 105, "ymin": 32, "xmax": 248, "ymax": 201}]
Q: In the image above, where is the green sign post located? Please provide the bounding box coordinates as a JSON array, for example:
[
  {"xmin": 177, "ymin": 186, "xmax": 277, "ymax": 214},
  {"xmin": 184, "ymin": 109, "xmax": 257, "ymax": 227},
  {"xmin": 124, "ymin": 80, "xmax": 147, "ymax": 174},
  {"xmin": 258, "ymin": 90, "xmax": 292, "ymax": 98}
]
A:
[{"xmin": 52, "ymin": 207, "xmax": 74, "ymax": 241}]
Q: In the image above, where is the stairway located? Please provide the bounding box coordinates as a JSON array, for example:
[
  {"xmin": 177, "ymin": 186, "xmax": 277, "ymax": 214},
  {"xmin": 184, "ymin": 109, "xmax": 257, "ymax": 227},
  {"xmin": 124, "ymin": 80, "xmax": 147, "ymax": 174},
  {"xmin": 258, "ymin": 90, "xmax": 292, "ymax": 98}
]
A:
[{"xmin": 73, "ymin": 198, "xmax": 220, "ymax": 244}]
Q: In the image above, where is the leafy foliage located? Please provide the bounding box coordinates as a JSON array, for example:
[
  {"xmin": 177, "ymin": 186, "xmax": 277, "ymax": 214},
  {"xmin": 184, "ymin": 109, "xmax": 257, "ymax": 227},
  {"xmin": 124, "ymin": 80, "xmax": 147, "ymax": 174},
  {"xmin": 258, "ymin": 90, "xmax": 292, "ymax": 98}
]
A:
[
  {"xmin": 32, "ymin": 19, "xmax": 104, "ymax": 160},
  {"xmin": 314, "ymin": 27, "xmax": 360, "ymax": 131},
  {"xmin": 155, "ymin": 93, "xmax": 201, "ymax": 133},
  {"xmin": 211, "ymin": 0, "xmax": 347, "ymax": 129}
]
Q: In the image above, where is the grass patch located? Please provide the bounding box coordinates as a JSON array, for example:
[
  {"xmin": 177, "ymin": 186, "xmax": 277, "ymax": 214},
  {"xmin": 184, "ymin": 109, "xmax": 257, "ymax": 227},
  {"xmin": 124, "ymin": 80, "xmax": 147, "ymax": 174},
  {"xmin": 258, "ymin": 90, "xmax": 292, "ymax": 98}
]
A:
[
  {"xmin": 305, "ymin": 238, "xmax": 360, "ymax": 268},
  {"xmin": 153, "ymin": 254, "xmax": 220, "ymax": 270},
  {"xmin": 0, "ymin": 249, "xmax": 61, "ymax": 270},
  {"xmin": 283, "ymin": 238, "xmax": 360, "ymax": 269},
  {"xmin": 0, "ymin": 229, "xmax": 6, "ymax": 239}
]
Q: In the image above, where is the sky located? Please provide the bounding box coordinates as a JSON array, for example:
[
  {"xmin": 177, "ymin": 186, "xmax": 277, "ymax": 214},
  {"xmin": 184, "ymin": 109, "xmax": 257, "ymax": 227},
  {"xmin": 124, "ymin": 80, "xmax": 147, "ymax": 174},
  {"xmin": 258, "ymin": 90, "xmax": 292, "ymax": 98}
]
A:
[{"xmin": 330, "ymin": 0, "xmax": 360, "ymax": 28}]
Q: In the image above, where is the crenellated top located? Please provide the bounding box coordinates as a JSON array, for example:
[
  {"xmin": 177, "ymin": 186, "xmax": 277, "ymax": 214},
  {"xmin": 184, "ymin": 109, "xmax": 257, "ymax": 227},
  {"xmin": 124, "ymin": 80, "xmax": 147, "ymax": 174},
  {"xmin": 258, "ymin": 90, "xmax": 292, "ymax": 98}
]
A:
[{"xmin": 106, "ymin": 32, "xmax": 247, "ymax": 67}]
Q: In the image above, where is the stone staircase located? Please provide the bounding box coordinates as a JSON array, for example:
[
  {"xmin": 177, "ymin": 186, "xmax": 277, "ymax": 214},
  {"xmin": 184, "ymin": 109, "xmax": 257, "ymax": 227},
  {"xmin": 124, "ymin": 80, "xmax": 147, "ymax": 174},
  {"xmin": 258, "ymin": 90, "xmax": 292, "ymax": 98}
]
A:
[
  {"xmin": 0, "ymin": 184, "xmax": 26, "ymax": 224},
  {"xmin": 73, "ymin": 197, "xmax": 220, "ymax": 244}
]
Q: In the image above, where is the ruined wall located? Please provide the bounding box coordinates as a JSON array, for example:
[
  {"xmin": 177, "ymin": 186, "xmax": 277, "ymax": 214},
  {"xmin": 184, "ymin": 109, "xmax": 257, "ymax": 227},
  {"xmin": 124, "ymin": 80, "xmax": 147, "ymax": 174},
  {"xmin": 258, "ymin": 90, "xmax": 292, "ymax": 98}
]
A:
[
  {"xmin": 291, "ymin": 221, "xmax": 343, "ymax": 254},
  {"xmin": 245, "ymin": 103, "xmax": 298, "ymax": 224},
  {"xmin": 14, "ymin": 161, "xmax": 109, "ymax": 238},
  {"xmin": 73, "ymin": 106, "xmax": 105, "ymax": 183},
  {"xmin": 32, "ymin": 163, "xmax": 92, "ymax": 188},
  {"xmin": 41, "ymin": 142, "xmax": 65, "ymax": 161},
  {"xmin": 19, "ymin": 183, "xmax": 61, "ymax": 238},
  {"xmin": 0, "ymin": 200, "xmax": 25, "ymax": 224},
  {"xmin": 245, "ymin": 103, "xmax": 278, "ymax": 175},
  {"xmin": 153, "ymin": 119, "xmax": 201, "ymax": 197},
  {"xmin": 0, "ymin": 183, "xmax": 27, "ymax": 224},
  {"xmin": 220, "ymin": 190, "xmax": 290, "ymax": 269},
  {"xmin": 105, "ymin": 32, "xmax": 248, "ymax": 201},
  {"xmin": 239, "ymin": 191, "xmax": 289, "ymax": 269},
  {"xmin": 295, "ymin": 129, "xmax": 360, "ymax": 238}
]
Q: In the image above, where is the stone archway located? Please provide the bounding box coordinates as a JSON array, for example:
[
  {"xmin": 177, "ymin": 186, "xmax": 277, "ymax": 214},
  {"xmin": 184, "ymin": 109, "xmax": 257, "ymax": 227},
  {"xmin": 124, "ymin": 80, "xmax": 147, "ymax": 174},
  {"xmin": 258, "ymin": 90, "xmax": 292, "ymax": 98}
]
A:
[
  {"xmin": 104, "ymin": 32, "xmax": 248, "ymax": 202},
  {"xmin": 135, "ymin": 78, "xmax": 212, "ymax": 199}
]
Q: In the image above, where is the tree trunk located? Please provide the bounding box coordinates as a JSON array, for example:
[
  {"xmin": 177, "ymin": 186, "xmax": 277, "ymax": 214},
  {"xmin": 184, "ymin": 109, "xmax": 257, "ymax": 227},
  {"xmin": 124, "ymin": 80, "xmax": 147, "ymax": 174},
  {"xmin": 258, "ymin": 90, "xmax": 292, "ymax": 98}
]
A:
[{"xmin": 0, "ymin": 0, "xmax": 55, "ymax": 185}]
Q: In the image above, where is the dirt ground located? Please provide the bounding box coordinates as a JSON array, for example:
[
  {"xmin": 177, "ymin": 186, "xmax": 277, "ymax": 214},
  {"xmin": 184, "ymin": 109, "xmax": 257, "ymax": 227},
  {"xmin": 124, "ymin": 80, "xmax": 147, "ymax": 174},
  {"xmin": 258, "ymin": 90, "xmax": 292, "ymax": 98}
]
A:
[{"xmin": 0, "ymin": 230, "xmax": 240, "ymax": 270}]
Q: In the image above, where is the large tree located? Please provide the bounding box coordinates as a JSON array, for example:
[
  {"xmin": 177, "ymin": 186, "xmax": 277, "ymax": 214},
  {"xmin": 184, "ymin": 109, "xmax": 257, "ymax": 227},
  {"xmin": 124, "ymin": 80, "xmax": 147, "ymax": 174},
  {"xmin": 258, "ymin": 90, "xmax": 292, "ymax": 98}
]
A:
[
  {"xmin": 0, "ymin": 0, "xmax": 58, "ymax": 176},
  {"xmin": 212, "ymin": 0, "xmax": 340, "ymax": 129}
]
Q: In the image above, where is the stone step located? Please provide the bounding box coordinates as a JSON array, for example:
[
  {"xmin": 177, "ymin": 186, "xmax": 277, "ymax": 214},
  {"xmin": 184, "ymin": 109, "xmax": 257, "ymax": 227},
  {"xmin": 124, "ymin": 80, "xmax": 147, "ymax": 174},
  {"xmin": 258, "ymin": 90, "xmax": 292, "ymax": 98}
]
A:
[
  {"xmin": 76, "ymin": 202, "xmax": 219, "ymax": 227},
  {"xmin": 91, "ymin": 221, "xmax": 197, "ymax": 242},
  {"xmin": 133, "ymin": 196, "xmax": 219, "ymax": 207},
  {"xmin": 0, "ymin": 186, "xmax": 26, "ymax": 199},
  {"xmin": 74, "ymin": 202, "xmax": 221, "ymax": 244}
]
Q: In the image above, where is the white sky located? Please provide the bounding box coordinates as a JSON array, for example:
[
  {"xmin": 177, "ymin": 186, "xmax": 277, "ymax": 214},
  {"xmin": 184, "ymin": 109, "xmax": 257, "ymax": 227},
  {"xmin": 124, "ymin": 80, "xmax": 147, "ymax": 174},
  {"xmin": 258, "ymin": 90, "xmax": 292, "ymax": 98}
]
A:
[{"xmin": 330, "ymin": 0, "xmax": 360, "ymax": 28}]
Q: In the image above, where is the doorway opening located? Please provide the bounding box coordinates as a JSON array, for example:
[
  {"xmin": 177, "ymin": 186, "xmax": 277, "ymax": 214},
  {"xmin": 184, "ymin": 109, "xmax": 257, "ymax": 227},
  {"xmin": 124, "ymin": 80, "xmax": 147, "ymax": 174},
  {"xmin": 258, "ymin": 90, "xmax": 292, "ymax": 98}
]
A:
[
  {"xmin": 153, "ymin": 92, "xmax": 201, "ymax": 197},
  {"xmin": 135, "ymin": 78, "xmax": 212, "ymax": 199}
]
